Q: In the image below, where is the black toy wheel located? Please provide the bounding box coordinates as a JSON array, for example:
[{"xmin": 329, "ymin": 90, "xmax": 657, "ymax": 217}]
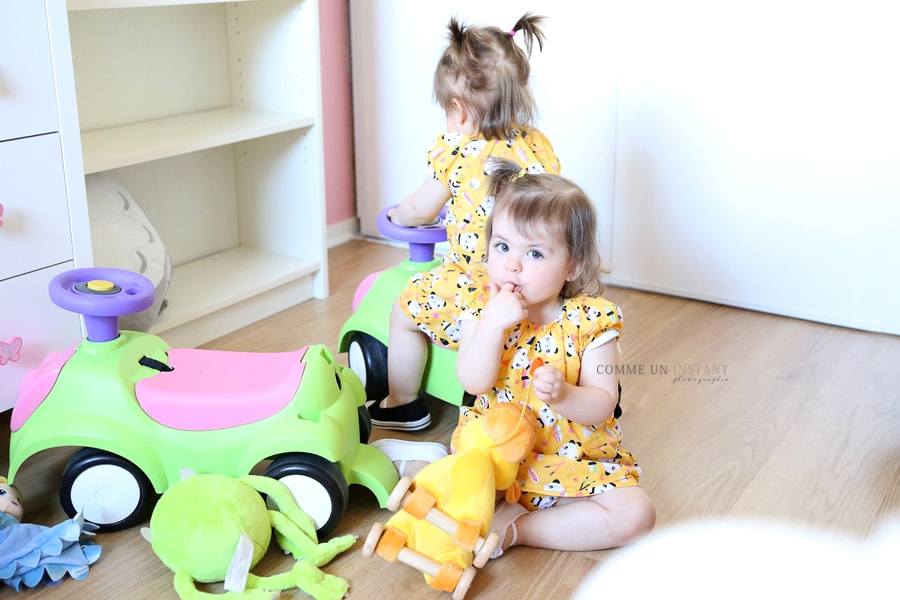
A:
[
  {"xmin": 358, "ymin": 405, "xmax": 373, "ymax": 444},
  {"xmin": 264, "ymin": 453, "xmax": 349, "ymax": 537},
  {"xmin": 347, "ymin": 331, "xmax": 388, "ymax": 401},
  {"xmin": 60, "ymin": 448, "xmax": 157, "ymax": 531}
]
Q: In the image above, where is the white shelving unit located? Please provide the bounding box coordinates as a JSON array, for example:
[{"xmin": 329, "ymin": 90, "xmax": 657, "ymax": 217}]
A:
[{"xmin": 68, "ymin": 0, "xmax": 328, "ymax": 348}]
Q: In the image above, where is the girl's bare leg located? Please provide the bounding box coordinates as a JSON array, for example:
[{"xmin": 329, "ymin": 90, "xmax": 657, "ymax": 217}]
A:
[
  {"xmin": 381, "ymin": 301, "xmax": 428, "ymax": 409},
  {"xmin": 504, "ymin": 487, "xmax": 656, "ymax": 552}
]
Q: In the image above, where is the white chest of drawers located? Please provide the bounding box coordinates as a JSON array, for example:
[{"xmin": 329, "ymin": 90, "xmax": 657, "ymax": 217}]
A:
[{"xmin": 0, "ymin": 0, "xmax": 90, "ymax": 411}]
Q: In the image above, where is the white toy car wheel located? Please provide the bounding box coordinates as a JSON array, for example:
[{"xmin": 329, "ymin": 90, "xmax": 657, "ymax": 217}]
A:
[
  {"xmin": 60, "ymin": 447, "xmax": 156, "ymax": 531},
  {"xmin": 264, "ymin": 453, "xmax": 349, "ymax": 537}
]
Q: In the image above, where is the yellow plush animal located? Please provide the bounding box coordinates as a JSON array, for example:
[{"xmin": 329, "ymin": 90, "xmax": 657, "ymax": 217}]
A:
[{"xmin": 362, "ymin": 402, "xmax": 538, "ymax": 599}]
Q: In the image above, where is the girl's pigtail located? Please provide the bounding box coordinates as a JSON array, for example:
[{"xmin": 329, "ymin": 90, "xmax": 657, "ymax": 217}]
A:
[
  {"xmin": 510, "ymin": 12, "xmax": 546, "ymax": 57},
  {"xmin": 448, "ymin": 16, "xmax": 467, "ymax": 47},
  {"xmin": 446, "ymin": 16, "xmax": 480, "ymax": 82},
  {"xmin": 446, "ymin": 16, "xmax": 474, "ymax": 72}
]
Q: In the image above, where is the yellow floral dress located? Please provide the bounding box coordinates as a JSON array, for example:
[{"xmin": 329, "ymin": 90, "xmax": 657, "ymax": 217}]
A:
[
  {"xmin": 453, "ymin": 294, "xmax": 643, "ymax": 511},
  {"xmin": 397, "ymin": 127, "xmax": 560, "ymax": 348}
]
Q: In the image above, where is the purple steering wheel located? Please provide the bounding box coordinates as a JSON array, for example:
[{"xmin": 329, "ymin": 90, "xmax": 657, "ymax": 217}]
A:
[
  {"xmin": 377, "ymin": 205, "xmax": 448, "ymax": 263},
  {"xmin": 50, "ymin": 268, "xmax": 156, "ymax": 342}
]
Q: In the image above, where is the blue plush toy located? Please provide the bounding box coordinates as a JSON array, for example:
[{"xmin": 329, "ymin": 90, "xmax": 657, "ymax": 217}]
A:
[{"xmin": 0, "ymin": 477, "xmax": 101, "ymax": 591}]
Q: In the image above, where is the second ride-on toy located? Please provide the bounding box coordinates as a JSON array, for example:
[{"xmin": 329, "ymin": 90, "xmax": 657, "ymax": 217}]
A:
[
  {"xmin": 339, "ymin": 207, "xmax": 470, "ymax": 407},
  {"xmin": 7, "ymin": 267, "xmax": 398, "ymax": 536}
]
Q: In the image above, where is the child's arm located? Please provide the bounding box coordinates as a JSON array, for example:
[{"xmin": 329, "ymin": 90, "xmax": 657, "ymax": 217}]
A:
[
  {"xmin": 456, "ymin": 282, "xmax": 526, "ymax": 394},
  {"xmin": 531, "ymin": 340, "xmax": 620, "ymax": 425},
  {"xmin": 388, "ymin": 176, "xmax": 451, "ymax": 227}
]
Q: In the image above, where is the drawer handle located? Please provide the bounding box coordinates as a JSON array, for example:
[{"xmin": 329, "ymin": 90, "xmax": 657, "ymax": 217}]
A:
[
  {"xmin": 0, "ymin": 202, "xmax": 4, "ymax": 228},
  {"xmin": 0, "ymin": 337, "xmax": 22, "ymax": 366}
]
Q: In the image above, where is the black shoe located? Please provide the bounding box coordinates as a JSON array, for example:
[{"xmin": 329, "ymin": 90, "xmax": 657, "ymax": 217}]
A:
[{"xmin": 366, "ymin": 397, "xmax": 431, "ymax": 431}]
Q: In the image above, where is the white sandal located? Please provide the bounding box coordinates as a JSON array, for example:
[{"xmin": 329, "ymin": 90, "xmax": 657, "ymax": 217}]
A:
[
  {"xmin": 489, "ymin": 501, "xmax": 527, "ymax": 558},
  {"xmin": 370, "ymin": 438, "xmax": 448, "ymax": 478}
]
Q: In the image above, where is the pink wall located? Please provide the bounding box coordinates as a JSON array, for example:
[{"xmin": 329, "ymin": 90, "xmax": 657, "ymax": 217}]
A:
[{"xmin": 319, "ymin": 0, "xmax": 356, "ymax": 226}]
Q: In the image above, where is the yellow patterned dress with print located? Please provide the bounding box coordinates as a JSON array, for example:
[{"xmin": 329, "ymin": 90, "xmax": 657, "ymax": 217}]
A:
[
  {"xmin": 454, "ymin": 294, "xmax": 643, "ymax": 510},
  {"xmin": 397, "ymin": 127, "xmax": 560, "ymax": 349}
]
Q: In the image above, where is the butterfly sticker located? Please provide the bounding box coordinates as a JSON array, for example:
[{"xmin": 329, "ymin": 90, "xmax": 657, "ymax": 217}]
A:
[{"xmin": 0, "ymin": 337, "xmax": 23, "ymax": 366}]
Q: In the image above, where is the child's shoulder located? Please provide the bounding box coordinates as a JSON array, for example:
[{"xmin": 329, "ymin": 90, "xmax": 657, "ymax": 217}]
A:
[
  {"xmin": 562, "ymin": 295, "xmax": 623, "ymax": 329},
  {"xmin": 432, "ymin": 131, "xmax": 476, "ymax": 150},
  {"xmin": 515, "ymin": 125, "xmax": 554, "ymax": 144},
  {"xmin": 517, "ymin": 124, "xmax": 550, "ymax": 138},
  {"xmin": 564, "ymin": 294, "xmax": 619, "ymax": 311}
]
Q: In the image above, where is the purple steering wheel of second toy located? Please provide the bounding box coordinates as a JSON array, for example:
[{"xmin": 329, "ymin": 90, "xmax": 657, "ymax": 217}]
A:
[{"xmin": 376, "ymin": 206, "xmax": 448, "ymax": 263}]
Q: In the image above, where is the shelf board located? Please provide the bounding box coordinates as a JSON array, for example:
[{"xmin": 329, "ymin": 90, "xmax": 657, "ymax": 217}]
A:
[
  {"xmin": 81, "ymin": 107, "xmax": 314, "ymax": 173},
  {"xmin": 150, "ymin": 246, "xmax": 320, "ymax": 335},
  {"xmin": 69, "ymin": 0, "xmax": 256, "ymax": 10}
]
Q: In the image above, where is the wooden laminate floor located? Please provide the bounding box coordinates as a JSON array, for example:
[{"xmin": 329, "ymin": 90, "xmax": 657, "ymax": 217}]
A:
[{"xmin": 2, "ymin": 239, "xmax": 898, "ymax": 599}]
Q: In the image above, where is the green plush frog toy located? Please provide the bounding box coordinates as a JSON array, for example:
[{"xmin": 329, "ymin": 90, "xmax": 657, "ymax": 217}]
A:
[{"xmin": 142, "ymin": 473, "xmax": 355, "ymax": 600}]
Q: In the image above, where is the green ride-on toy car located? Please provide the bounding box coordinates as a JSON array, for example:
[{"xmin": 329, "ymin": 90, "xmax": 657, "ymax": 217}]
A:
[
  {"xmin": 339, "ymin": 207, "xmax": 470, "ymax": 409},
  {"xmin": 8, "ymin": 267, "xmax": 398, "ymax": 536}
]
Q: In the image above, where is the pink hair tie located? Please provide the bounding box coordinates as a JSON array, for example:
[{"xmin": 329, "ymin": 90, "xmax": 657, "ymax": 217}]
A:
[{"xmin": 509, "ymin": 28, "xmax": 516, "ymax": 36}]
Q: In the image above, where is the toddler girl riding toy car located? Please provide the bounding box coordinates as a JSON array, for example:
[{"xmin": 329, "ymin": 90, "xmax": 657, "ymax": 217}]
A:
[{"xmin": 339, "ymin": 206, "xmax": 623, "ymax": 416}]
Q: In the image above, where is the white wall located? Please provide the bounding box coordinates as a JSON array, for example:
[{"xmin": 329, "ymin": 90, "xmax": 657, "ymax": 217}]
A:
[
  {"xmin": 351, "ymin": 1, "xmax": 900, "ymax": 335},
  {"xmin": 610, "ymin": 1, "xmax": 900, "ymax": 335}
]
